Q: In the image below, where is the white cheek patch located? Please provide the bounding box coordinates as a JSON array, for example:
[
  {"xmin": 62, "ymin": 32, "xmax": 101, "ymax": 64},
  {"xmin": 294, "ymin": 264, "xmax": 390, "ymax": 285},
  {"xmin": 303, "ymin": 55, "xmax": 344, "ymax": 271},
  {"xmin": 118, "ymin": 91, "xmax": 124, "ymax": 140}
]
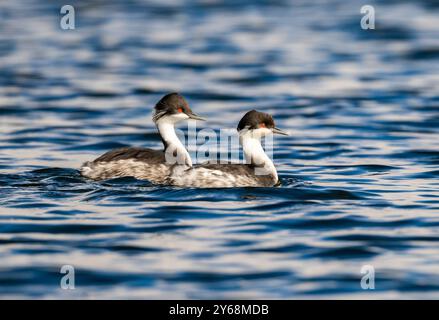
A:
[
  {"xmin": 249, "ymin": 128, "xmax": 272, "ymax": 138},
  {"xmin": 260, "ymin": 128, "xmax": 272, "ymax": 136},
  {"xmin": 171, "ymin": 113, "xmax": 189, "ymax": 122},
  {"xmin": 159, "ymin": 113, "xmax": 189, "ymax": 124}
]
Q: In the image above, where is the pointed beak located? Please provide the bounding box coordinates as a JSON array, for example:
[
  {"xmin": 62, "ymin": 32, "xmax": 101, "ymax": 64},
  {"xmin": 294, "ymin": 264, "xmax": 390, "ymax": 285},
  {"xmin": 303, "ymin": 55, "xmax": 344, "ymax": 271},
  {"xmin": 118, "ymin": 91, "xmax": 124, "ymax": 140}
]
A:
[
  {"xmin": 271, "ymin": 127, "xmax": 288, "ymax": 136},
  {"xmin": 187, "ymin": 112, "xmax": 206, "ymax": 121}
]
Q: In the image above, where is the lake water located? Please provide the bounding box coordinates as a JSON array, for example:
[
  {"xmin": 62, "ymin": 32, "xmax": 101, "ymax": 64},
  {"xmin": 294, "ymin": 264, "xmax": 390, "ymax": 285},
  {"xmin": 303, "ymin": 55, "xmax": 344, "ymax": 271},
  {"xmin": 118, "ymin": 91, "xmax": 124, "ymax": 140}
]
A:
[{"xmin": 0, "ymin": 0, "xmax": 438, "ymax": 299}]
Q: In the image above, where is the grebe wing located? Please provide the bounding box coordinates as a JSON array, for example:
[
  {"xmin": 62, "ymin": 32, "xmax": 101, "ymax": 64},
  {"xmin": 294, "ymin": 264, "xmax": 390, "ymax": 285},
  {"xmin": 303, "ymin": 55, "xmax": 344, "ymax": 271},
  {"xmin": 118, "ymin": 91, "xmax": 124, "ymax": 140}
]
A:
[
  {"xmin": 195, "ymin": 163, "xmax": 254, "ymax": 175},
  {"xmin": 93, "ymin": 147, "xmax": 165, "ymax": 163}
]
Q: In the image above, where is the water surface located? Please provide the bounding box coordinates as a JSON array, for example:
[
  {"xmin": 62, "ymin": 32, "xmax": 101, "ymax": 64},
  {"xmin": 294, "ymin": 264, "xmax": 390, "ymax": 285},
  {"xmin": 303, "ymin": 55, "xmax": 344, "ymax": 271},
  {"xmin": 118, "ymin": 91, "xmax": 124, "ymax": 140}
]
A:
[{"xmin": 0, "ymin": 0, "xmax": 438, "ymax": 299}]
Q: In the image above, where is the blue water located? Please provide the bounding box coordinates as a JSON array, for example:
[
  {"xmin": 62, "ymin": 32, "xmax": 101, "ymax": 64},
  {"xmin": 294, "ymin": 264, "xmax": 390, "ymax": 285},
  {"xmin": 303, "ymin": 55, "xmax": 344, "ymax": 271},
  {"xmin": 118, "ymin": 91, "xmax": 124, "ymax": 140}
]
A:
[{"xmin": 0, "ymin": 0, "xmax": 438, "ymax": 299}]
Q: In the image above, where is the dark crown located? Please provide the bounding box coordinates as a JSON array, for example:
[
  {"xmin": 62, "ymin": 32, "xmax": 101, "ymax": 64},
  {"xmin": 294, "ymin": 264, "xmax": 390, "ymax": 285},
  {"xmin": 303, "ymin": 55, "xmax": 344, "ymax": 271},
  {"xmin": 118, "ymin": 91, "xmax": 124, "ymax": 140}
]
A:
[
  {"xmin": 237, "ymin": 110, "xmax": 275, "ymax": 131},
  {"xmin": 153, "ymin": 92, "xmax": 191, "ymax": 122},
  {"xmin": 155, "ymin": 92, "xmax": 190, "ymax": 113}
]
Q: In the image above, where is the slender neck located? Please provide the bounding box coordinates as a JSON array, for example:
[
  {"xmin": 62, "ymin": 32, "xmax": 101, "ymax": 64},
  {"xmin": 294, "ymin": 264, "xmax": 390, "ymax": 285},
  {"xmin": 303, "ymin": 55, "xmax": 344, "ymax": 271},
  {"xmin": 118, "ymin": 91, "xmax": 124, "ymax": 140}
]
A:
[
  {"xmin": 156, "ymin": 120, "xmax": 192, "ymax": 167},
  {"xmin": 240, "ymin": 132, "xmax": 277, "ymax": 182}
]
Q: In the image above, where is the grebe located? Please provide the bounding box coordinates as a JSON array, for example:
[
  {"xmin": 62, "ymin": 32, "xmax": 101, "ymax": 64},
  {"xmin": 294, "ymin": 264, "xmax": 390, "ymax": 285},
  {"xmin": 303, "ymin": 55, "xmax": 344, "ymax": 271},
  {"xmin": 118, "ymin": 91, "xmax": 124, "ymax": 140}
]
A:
[
  {"xmin": 80, "ymin": 93, "xmax": 205, "ymax": 183},
  {"xmin": 166, "ymin": 110, "xmax": 287, "ymax": 188}
]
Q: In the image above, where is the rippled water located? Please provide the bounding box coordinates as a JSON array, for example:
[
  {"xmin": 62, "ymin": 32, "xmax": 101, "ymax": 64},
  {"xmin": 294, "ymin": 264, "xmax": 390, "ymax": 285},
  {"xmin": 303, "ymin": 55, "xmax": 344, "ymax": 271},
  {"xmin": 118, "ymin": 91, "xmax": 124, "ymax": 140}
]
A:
[{"xmin": 0, "ymin": 0, "xmax": 438, "ymax": 299}]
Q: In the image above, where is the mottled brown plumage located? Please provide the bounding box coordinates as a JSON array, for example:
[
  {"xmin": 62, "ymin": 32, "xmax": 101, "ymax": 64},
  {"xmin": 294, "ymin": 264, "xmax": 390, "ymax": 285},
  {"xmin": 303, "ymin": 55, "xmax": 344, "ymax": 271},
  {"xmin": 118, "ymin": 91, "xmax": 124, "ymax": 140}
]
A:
[
  {"xmin": 81, "ymin": 147, "xmax": 169, "ymax": 183},
  {"xmin": 167, "ymin": 163, "xmax": 277, "ymax": 188}
]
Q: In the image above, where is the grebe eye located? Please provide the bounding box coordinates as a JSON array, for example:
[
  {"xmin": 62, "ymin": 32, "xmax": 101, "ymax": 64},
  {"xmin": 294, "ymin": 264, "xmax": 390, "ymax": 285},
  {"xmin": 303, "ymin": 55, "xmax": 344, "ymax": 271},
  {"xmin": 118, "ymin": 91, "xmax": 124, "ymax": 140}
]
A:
[
  {"xmin": 178, "ymin": 108, "xmax": 183, "ymax": 113},
  {"xmin": 259, "ymin": 123, "xmax": 266, "ymax": 128}
]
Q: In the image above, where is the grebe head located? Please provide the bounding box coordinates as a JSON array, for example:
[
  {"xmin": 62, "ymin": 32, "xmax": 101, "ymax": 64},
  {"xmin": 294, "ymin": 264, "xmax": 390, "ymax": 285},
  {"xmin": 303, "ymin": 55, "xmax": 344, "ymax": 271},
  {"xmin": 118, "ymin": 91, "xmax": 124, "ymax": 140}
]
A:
[
  {"xmin": 237, "ymin": 110, "xmax": 288, "ymax": 138},
  {"xmin": 153, "ymin": 92, "xmax": 205, "ymax": 124}
]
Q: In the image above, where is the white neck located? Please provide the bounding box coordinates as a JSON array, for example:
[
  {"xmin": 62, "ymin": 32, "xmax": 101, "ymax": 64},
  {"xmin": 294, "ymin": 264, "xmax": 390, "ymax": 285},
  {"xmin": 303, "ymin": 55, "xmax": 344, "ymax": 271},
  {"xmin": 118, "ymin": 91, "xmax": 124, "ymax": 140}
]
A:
[
  {"xmin": 156, "ymin": 118, "xmax": 192, "ymax": 167},
  {"xmin": 240, "ymin": 130, "xmax": 278, "ymax": 182}
]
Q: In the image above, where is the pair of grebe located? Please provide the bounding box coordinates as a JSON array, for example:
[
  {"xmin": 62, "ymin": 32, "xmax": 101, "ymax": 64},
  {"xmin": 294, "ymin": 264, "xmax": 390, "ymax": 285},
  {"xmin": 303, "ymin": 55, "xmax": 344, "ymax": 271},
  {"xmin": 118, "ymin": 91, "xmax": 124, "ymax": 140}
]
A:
[{"xmin": 80, "ymin": 93, "xmax": 287, "ymax": 188}]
